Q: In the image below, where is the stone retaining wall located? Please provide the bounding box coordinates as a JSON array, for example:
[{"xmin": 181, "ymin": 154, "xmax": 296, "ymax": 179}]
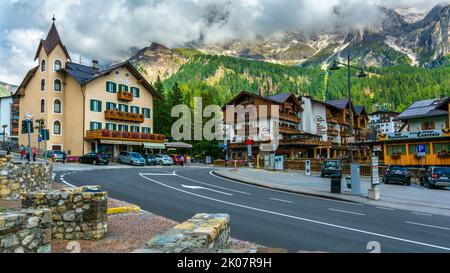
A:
[
  {"xmin": 0, "ymin": 208, "xmax": 52, "ymax": 253},
  {"xmin": 143, "ymin": 213, "xmax": 230, "ymax": 253},
  {"xmin": 0, "ymin": 157, "xmax": 52, "ymax": 201},
  {"xmin": 21, "ymin": 187, "xmax": 108, "ymax": 240}
]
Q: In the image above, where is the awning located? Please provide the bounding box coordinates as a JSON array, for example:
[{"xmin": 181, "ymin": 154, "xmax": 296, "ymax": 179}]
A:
[
  {"xmin": 100, "ymin": 140, "xmax": 123, "ymax": 145},
  {"xmin": 143, "ymin": 142, "xmax": 166, "ymax": 149},
  {"xmin": 122, "ymin": 141, "xmax": 143, "ymax": 146},
  {"xmin": 165, "ymin": 142, "xmax": 193, "ymax": 149}
]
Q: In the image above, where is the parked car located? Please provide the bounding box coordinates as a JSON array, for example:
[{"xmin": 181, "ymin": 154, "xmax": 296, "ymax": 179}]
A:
[
  {"xmin": 320, "ymin": 160, "xmax": 342, "ymax": 178},
  {"xmin": 383, "ymin": 165, "xmax": 411, "ymax": 186},
  {"xmin": 154, "ymin": 154, "xmax": 174, "ymax": 166},
  {"xmin": 46, "ymin": 150, "xmax": 64, "ymax": 162},
  {"xmin": 118, "ymin": 152, "xmax": 145, "ymax": 166},
  {"xmin": 142, "ymin": 154, "xmax": 157, "ymax": 166},
  {"xmin": 79, "ymin": 153, "xmax": 110, "ymax": 165},
  {"xmin": 421, "ymin": 166, "xmax": 450, "ymax": 189}
]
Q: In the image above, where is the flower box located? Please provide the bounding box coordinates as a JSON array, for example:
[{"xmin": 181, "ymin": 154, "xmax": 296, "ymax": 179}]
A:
[
  {"xmin": 122, "ymin": 131, "xmax": 129, "ymax": 138},
  {"xmin": 132, "ymin": 132, "xmax": 140, "ymax": 139},
  {"xmin": 390, "ymin": 153, "xmax": 402, "ymax": 160},
  {"xmin": 437, "ymin": 151, "xmax": 450, "ymax": 159},
  {"xmin": 101, "ymin": 130, "xmax": 110, "ymax": 137},
  {"xmin": 141, "ymin": 133, "xmax": 149, "ymax": 139},
  {"xmin": 112, "ymin": 131, "xmax": 120, "ymax": 137}
]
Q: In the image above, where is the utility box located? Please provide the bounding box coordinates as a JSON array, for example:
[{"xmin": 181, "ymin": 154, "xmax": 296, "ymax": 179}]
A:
[
  {"xmin": 275, "ymin": 156, "xmax": 284, "ymax": 171},
  {"xmin": 350, "ymin": 163, "xmax": 361, "ymax": 195},
  {"xmin": 330, "ymin": 175, "xmax": 342, "ymax": 194}
]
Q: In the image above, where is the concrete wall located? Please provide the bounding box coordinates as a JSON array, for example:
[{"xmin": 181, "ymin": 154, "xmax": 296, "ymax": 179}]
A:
[{"xmin": 0, "ymin": 208, "xmax": 52, "ymax": 253}]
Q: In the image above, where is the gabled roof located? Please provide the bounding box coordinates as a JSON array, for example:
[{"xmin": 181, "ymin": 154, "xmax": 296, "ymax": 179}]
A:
[
  {"xmin": 14, "ymin": 66, "xmax": 39, "ymax": 97},
  {"xmin": 61, "ymin": 61, "xmax": 163, "ymax": 100},
  {"xmin": 354, "ymin": 106, "xmax": 367, "ymax": 116},
  {"xmin": 325, "ymin": 99, "xmax": 350, "ymax": 110},
  {"xmin": 34, "ymin": 23, "xmax": 71, "ymax": 60},
  {"xmin": 394, "ymin": 97, "xmax": 450, "ymax": 121},
  {"xmin": 265, "ymin": 93, "xmax": 292, "ymax": 104},
  {"xmin": 223, "ymin": 91, "xmax": 302, "ymax": 111}
]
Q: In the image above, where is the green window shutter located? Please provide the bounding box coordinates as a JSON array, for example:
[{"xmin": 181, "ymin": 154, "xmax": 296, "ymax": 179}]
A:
[
  {"xmin": 98, "ymin": 101, "xmax": 102, "ymax": 112},
  {"xmin": 113, "ymin": 83, "xmax": 117, "ymax": 93},
  {"xmin": 137, "ymin": 88, "xmax": 140, "ymax": 97},
  {"xmin": 106, "ymin": 82, "xmax": 109, "ymax": 92},
  {"xmin": 90, "ymin": 100, "xmax": 94, "ymax": 111}
]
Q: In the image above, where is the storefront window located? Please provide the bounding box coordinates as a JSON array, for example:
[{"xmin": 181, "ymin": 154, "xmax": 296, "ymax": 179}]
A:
[
  {"xmin": 387, "ymin": 145, "xmax": 406, "ymax": 155},
  {"xmin": 408, "ymin": 144, "xmax": 430, "ymax": 155},
  {"xmin": 433, "ymin": 143, "xmax": 449, "ymax": 153}
]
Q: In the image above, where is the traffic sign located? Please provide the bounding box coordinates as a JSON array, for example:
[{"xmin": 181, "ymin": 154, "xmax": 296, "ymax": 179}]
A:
[
  {"xmin": 38, "ymin": 137, "xmax": 42, "ymax": 143},
  {"xmin": 416, "ymin": 144, "xmax": 426, "ymax": 153}
]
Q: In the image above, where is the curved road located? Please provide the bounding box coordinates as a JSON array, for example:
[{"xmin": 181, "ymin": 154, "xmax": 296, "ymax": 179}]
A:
[{"xmin": 55, "ymin": 166, "xmax": 450, "ymax": 253}]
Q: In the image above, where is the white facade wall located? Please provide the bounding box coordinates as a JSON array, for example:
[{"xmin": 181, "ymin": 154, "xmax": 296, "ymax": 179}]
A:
[
  {"xmin": 407, "ymin": 116, "xmax": 448, "ymax": 132},
  {"xmin": 0, "ymin": 97, "xmax": 12, "ymax": 139},
  {"xmin": 300, "ymin": 97, "xmax": 327, "ymax": 141}
]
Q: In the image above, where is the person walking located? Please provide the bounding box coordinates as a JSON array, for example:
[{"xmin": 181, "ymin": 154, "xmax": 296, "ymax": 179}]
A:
[
  {"xmin": 180, "ymin": 155, "xmax": 185, "ymax": 167},
  {"xmin": 32, "ymin": 147, "xmax": 37, "ymax": 162},
  {"xmin": 26, "ymin": 145, "xmax": 31, "ymax": 162},
  {"xmin": 20, "ymin": 145, "xmax": 25, "ymax": 159},
  {"xmin": 62, "ymin": 150, "xmax": 67, "ymax": 164}
]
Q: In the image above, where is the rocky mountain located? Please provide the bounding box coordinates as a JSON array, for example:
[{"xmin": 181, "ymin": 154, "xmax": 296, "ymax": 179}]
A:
[
  {"xmin": 196, "ymin": 4, "xmax": 450, "ymax": 68},
  {"xmin": 0, "ymin": 81, "xmax": 17, "ymax": 97},
  {"xmin": 129, "ymin": 42, "xmax": 190, "ymax": 83}
]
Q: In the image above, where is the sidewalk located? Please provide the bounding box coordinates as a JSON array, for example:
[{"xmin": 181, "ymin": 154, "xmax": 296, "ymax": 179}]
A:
[{"xmin": 214, "ymin": 168, "xmax": 450, "ymax": 217}]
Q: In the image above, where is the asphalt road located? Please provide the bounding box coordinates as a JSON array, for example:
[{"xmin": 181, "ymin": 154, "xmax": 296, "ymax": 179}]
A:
[{"xmin": 55, "ymin": 166, "xmax": 450, "ymax": 253}]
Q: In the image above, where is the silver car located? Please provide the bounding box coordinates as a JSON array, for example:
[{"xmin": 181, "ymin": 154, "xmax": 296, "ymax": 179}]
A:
[
  {"xmin": 154, "ymin": 154, "xmax": 174, "ymax": 166},
  {"xmin": 46, "ymin": 150, "xmax": 64, "ymax": 162},
  {"xmin": 118, "ymin": 152, "xmax": 145, "ymax": 166}
]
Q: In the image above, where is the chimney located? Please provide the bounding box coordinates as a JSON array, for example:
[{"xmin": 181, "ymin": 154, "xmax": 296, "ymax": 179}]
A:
[{"xmin": 92, "ymin": 59, "xmax": 99, "ymax": 69}]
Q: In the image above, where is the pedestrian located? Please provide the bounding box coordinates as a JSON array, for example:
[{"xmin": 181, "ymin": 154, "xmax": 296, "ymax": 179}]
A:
[
  {"xmin": 26, "ymin": 146, "xmax": 31, "ymax": 162},
  {"xmin": 32, "ymin": 147, "xmax": 37, "ymax": 162},
  {"xmin": 180, "ymin": 155, "xmax": 185, "ymax": 167},
  {"xmin": 62, "ymin": 150, "xmax": 67, "ymax": 164},
  {"xmin": 20, "ymin": 145, "xmax": 25, "ymax": 159}
]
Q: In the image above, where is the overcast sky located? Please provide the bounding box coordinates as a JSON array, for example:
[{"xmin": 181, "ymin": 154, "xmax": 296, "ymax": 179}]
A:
[{"xmin": 0, "ymin": 0, "xmax": 447, "ymax": 85}]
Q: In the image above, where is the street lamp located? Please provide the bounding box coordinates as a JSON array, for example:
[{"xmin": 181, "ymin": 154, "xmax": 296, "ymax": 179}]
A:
[
  {"xmin": 328, "ymin": 54, "xmax": 367, "ymax": 163},
  {"xmin": 24, "ymin": 113, "xmax": 34, "ymax": 161}
]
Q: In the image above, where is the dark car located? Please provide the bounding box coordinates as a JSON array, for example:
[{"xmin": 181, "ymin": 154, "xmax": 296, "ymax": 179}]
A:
[
  {"xmin": 383, "ymin": 165, "xmax": 411, "ymax": 186},
  {"xmin": 142, "ymin": 154, "xmax": 157, "ymax": 166},
  {"xmin": 321, "ymin": 160, "xmax": 342, "ymax": 178},
  {"xmin": 421, "ymin": 166, "xmax": 450, "ymax": 189},
  {"xmin": 79, "ymin": 153, "xmax": 110, "ymax": 165}
]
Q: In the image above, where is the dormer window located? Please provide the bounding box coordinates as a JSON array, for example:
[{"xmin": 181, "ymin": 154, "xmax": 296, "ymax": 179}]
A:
[
  {"xmin": 54, "ymin": 60, "xmax": 62, "ymax": 71},
  {"xmin": 41, "ymin": 60, "xmax": 46, "ymax": 72}
]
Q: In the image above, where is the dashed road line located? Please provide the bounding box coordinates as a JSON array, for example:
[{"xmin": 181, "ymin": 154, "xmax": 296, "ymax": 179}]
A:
[
  {"xmin": 328, "ymin": 208, "xmax": 365, "ymax": 216},
  {"xmin": 270, "ymin": 197, "xmax": 292, "ymax": 204},
  {"xmin": 411, "ymin": 212, "xmax": 433, "ymax": 217},
  {"xmin": 405, "ymin": 221, "xmax": 450, "ymax": 231},
  {"xmin": 376, "ymin": 207, "xmax": 395, "ymax": 211}
]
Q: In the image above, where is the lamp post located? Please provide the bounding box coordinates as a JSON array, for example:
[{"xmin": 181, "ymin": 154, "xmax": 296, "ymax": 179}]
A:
[
  {"xmin": 328, "ymin": 53, "xmax": 367, "ymax": 163},
  {"xmin": 2, "ymin": 124, "xmax": 7, "ymax": 150},
  {"xmin": 24, "ymin": 113, "xmax": 34, "ymax": 161}
]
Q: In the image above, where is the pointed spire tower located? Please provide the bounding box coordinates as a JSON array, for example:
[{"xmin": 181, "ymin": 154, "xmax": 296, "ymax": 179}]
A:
[{"xmin": 34, "ymin": 16, "xmax": 71, "ymax": 60}]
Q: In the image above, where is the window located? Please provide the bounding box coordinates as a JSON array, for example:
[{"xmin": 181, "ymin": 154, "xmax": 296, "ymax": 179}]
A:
[
  {"xmin": 422, "ymin": 121, "xmax": 435, "ymax": 130},
  {"xmin": 41, "ymin": 60, "xmax": 46, "ymax": 72},
  {"xmin": 433, "ymin": 143, "xmax": 450, "ymax": 153},
  {"xmin": 118, "ymin": 104, "xmax": 128, "ymax": 112},
  {"xmin": 106, "ymin": 81, "xmax": 117, "ymax": 93},
  {"xmin": 90, "ymin": 100, "xmax": 102, "ymax": 112},
  {"xmin": 106, "ymin": 102, "xmax": 117, "ymax": 111},
  {"xmin": 41, "ymin": 79, "xmax": 45, "ymax": 91},
  {"xmin": 142, "ymin": 108, "xmax": 151, "ymax": 119},
  {"xmin": 130, "ymin": 106, "xmax": 140, "ymax": 114},
  {"xmin": 54, "ymin": 60, "xmax": 62, "ymax": 71},
  {"xmin": 90, "ymin": 121, "xmax": 102, "ymax": 130},
  {"xmin": 106, "ymin": 123, "xmax": 117, "ymax": 131},
  {"xmin": 131, "ymin": 87, "xmax": 140, "ymax": 98},
  {"xmin": 54, "ymin": 79, "xmax": 62, "ymax": 91},
  {"xmin": 387, "ymin": 145, "xmax": 406, "ymax": 155},
  {"xmin": 53, "ymin": 121, "xmax": 61, "ymax": 135},
  {"xmin": 130, "ymin": 126, "xmax": 140, "ymax": 133},
  {"xmin": 142, "ymin": 127, "xmax": 151, "ymax": 134},
  {"xmin": 54, "ymin": 99, "xmax": 62, "ymax": 114},
  {"xmin": 118, "ymin": 124, "xmax": 128, "ymax": 131},
  {"xmin": 119, "ymin": 84, "xmax": 128, "ymax": 92},
  {"xmin": 40, "ymin": 99, "xmax": 45, "ymax": 113}
]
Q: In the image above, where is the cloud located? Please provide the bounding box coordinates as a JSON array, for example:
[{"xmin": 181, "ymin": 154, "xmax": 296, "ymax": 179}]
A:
[{"xmin": 0, "ymin": 0, "xmax": 448, "ymax": 84}]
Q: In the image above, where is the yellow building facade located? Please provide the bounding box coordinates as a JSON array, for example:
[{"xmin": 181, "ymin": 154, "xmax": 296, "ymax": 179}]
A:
[{"xmin": 15, "ymin": 21, "xmax": 164, "ymax": 157}]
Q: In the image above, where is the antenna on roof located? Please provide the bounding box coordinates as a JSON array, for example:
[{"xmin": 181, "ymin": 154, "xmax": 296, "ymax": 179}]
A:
[{"xmin": 52, "ymin": 14, "xmax": 56, "ymax": 22}]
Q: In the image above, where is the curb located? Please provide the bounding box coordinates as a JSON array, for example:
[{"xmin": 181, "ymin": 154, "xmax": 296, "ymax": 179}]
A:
[
  {"xmin": 107, "ymin": 206, "xmax": 141, "ymax": 215},
  {"xmin": 212, "ymin": 170, "xmax": 362, "ymax": 204}
]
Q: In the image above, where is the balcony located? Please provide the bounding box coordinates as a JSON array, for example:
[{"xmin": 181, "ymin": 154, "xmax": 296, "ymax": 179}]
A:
[
  {"xmin": 279, "ymin": 113, "xmax": 300, "ymax": 123},
  {"xmin": 327, "ymin": 129, "xmax": 339, "ymax": 136},
  {"xmin": 85, "ymin": 130, "xmax": 165, "ymax": 143},
  {"xmin": 340, "ymin": 130, "xmax": 349, "ymax": 137},
  {"xmin": 117, "ymin": 91, "xmax": 133, "ymax": 102},
  {"xmin": 105, "ymin": 110, "xmax": 144, "ymax": 123},
  {"xmin": 279, "ymin": 125, "xmax": 302, "ymax": 135},
  {"xmin": 326, "ymin": 114, "xmax": 339, "ymax": 124}
]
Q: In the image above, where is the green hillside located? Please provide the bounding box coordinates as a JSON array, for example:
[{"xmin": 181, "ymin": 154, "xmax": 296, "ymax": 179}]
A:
[{"xmin": 160, "ymin": 54, "xmax": 450, "ymax": 113}]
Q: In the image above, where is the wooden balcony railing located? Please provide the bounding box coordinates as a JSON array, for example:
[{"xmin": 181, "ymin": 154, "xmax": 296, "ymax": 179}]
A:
[
  {"xmin": 117, "ymin": 91, "xmax": 133, "ymax": 102},
  {"xmin": 279, "ymin": 113, "xmax": 301, "ymax": 123},
  {"xmin": 327, "ymin": 129, "xmax": 339, "ymax": 136},
  {"xmin": 105, "ymin": 110, "xmax": 144, "ymax": 123},
  {"xmin": 279, "ymin": 125, "xmax": 302, "ymax": 135},
  {"xmin": 326, "ymin": 115, "xmax": 339, "ymax": 124},
  {"xmin": 85, "ymin": 130, "xmax": 165, "ymax": 143}
]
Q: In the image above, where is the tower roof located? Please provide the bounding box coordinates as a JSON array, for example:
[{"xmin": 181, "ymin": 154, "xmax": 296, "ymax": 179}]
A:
[{"xmin": 34, "ymin": 22, "xmax": 71, "ymax": 60}]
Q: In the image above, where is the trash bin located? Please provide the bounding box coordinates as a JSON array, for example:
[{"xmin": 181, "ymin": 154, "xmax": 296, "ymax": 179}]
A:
[
  {"xmin": 346, "ymin": 176, "xmax": 352, "ymax": 189},
  {"xmin": 331, "ymin": 174, "xmax": 342, "ymax": 194}
]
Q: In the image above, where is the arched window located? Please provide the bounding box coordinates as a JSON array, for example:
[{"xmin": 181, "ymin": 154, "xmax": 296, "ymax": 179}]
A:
[
  {"xmin": 41, "ymin": 60, "xmax": 46, "ymax": 72},
  {"xmin": 53, "ymin": 99, "xmax": 61, "ymax": 114},
  {"xmin": 54, "ymin": 60, "xmax": 62, "ymax": 71},
  {"xmin": 41, "ymin": 79, "xmax": 45, "ymax": 91},
  {"xmin": 54, "ymin": 99, "xmax": 61, "ymax": 113},
  {"xmin": 54, "ymin": 79, "xmax": 62, "ymax": 91},
  {"xmin": 40, "ymin": 99, "xmax": 45, "ymax": 113},
  {"xmin": 53, "ymin": 121, "xmax": 61, "ymax": 135}
]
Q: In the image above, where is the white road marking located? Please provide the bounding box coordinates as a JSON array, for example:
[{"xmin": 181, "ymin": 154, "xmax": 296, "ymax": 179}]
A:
[
  {"xmin": 405, "ymin": 221, "xmax": 450, "ymax": 231},
  {"xmin": 181, "ymin": 184, "xmax": 233, "ymax": 196},
  {"xmin": 139, "ymin": 173, "xmax": 450, "ymax": 251},
  {"xmin": 209, "ymin": 171, "xmax": 362, "ymax": 205},
  {"xmin": 270, "ymin": 198, "xmax": 292, "ymax": 204},
  {"xmin": 59, "ymin": 174, "xmax": 76, "ymax": 188},
  {"xmin": 376, "ymin": 207, "xmax": 395, "ymax": 211},
  {"xmin": 412, "ymin": 212, "xmax": 433, "ymax": 217},
  {"xmin": 329, "ymin": 208, "xmax": 365, "ymax": 216},
  {"xmin": 175, "ymin": 171, "xmax": 250, "ymax": 195},
  {"xmin": 139, "ymin": 173, "xmax": 176, "ymax": 176}
]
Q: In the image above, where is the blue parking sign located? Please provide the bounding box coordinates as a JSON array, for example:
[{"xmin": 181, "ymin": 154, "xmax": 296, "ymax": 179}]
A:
[{"xmin": 416, "ymin": 144, "xmax": 426, "ymax": 153}]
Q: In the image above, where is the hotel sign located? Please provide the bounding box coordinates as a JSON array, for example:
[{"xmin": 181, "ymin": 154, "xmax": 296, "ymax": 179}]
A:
[{"xmin": 385, "ymin": 130, "xmax": 444, "ymax": 140}]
